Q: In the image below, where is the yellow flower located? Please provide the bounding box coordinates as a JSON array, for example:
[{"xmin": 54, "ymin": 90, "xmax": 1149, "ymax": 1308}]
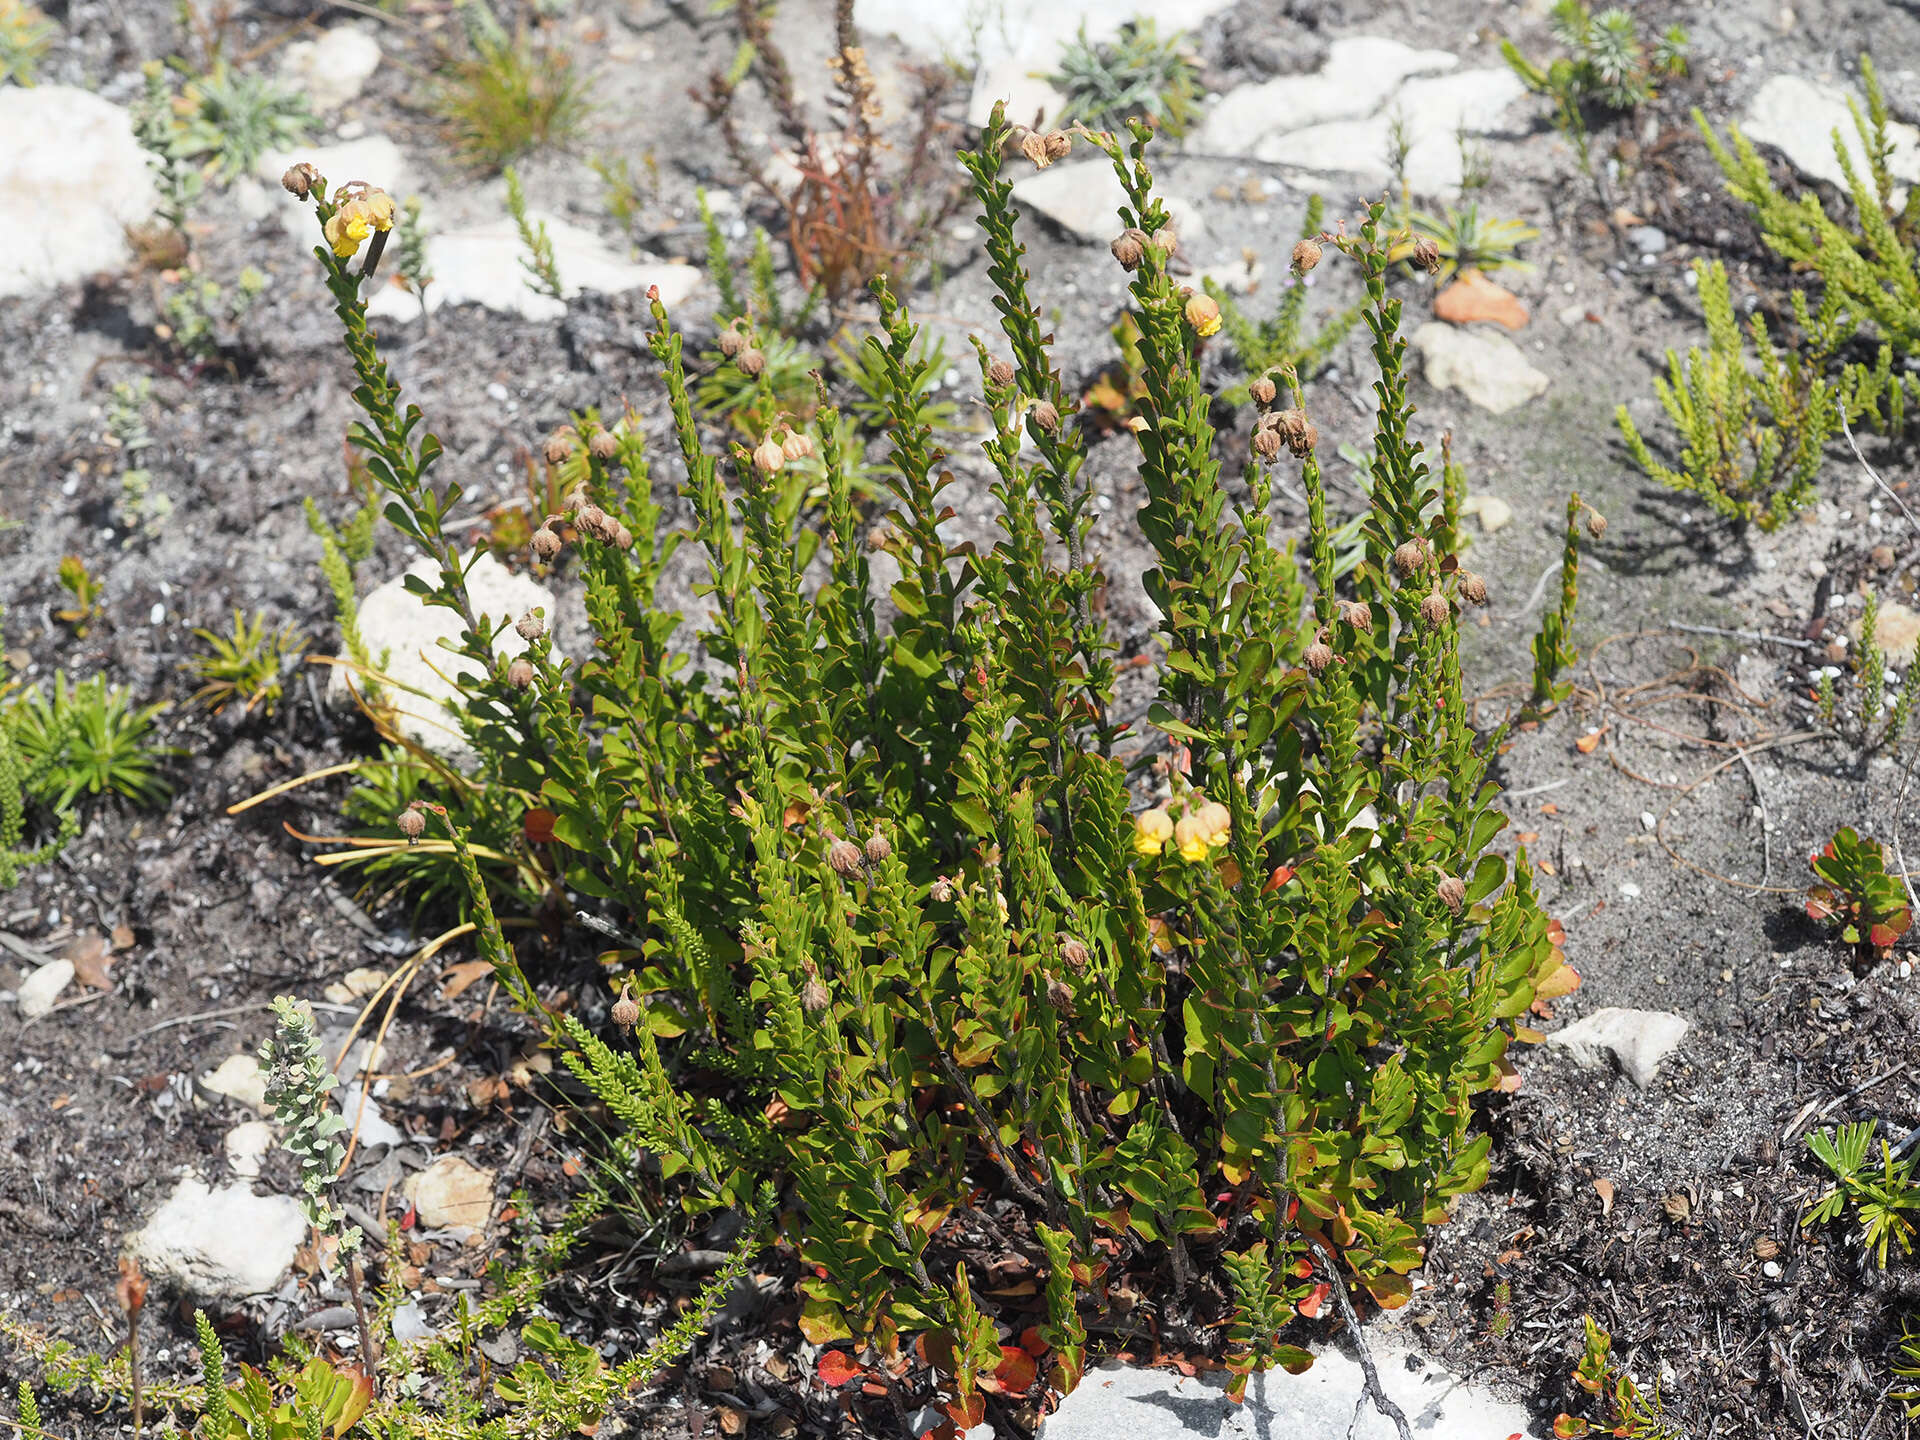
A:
[
  {"xmin": 1194, "ymin": 800, "xmax": 1232, "ymax": 849},
  {"xmin": 1133, "ymin": 808, "xmax": 1174, "ymax": 857},
  {"xmin": 1173, "ymin": 815, "xmax": 1210, "ymax": 864},
  {"xmin": 1184, "ymin": 293, "xmax": 1222, "ymax": 338},
  {"xmin": 323, "ymin": 187, "xmax": 397, "ymax": 259}
]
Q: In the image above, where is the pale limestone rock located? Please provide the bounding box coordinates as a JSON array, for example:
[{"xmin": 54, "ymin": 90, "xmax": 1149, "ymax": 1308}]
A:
[
  {"xmin": 278, "ymin": 27, "xmax": 382, "ymax": 113},
  {"xmin": 405, "ymin": 1155, "xmax": 495, "ymax": 1229},
  {"xmin": 1410, "ymin": 322, "xmax": 1550, "ymax": 414},
  {"xmin": 15, "ymin": 960, "xmax": 73, "ymax": 1020},
  {"xmin": 1548, "ymin": 1007, "xmax": 1691, "ymax": 1089},
  {"xmin": 0, "ymin": 88, "xmax": 157, "ymax": 297},
  {"xmin": 1012, "ymin": 159, "xmax": 1204, "ymax": 244},
  {"xmin": 127, "ymin": 1177, "xmax": 307, "ymax": 1299},
  {"xmin": 1741, "ymin": 74, "xmax": 1920, "ymax": 197}
]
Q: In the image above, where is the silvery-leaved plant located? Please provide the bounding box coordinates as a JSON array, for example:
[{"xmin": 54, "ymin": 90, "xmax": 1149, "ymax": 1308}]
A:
[{"xmin": 260, "ymin": 996, "xmax": 362, "ymax": 1257}]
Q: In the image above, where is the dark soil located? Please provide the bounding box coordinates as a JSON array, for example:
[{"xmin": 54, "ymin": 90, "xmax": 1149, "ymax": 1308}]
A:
[{"xmin": 4, "ymin": 0, "xmax": 1920, "ymax": 1437}]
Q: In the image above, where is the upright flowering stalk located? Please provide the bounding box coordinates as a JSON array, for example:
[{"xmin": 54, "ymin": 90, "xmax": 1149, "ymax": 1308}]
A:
[{"xmin": 260, "ymin": 996, "xmax": 376, "ymax": 1382}]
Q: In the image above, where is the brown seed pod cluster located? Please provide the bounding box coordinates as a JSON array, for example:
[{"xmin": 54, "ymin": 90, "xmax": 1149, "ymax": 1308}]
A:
[
  {"xmin": 515, "ymin": 609, "xmax": 546, "ymax": 642},
  {"xmin": 1436, "ymin": 874, "xmax": 1466, "ymax": 912},
  {"xmin": 1392, "ymin": 537, "xmax": 1429, "ymax": 576},
  {"xmin": 1337, "ymin": 599, "xmax": 1374, "ymax": 631},
  {"xmin": 1419, "ymin": 589, "xmax": 1451, "ymax": 628},
  {"xmin": 1457, "ymin": 571, "xmax": 1489, "ymax": 606},
  {"xmin": 1110, "ymin": 228, "xmax": 1149, "ymax": 270},
  {"xmin": 1020, "ymin": 129, "xmax": 1072, "ymax": 167},
  {"xmin": 396, "ymin": 807, "xmax": 426, "ymax": 842},
  {"xmin": 1291, "ymin": 237, "xmax": 1322, "ymax": 275},
  {"xmin": 1249, "ymin": 375, "xmax": 1277, "ymax": 408},
  {"xmin": 827, "ymin": 837, "xmax": 864, "ymax": 877}
]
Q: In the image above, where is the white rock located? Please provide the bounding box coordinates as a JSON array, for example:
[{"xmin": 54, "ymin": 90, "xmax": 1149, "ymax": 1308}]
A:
[
  {"xmin": 968, "ymin": 55, "xmax": 1068, "ymax": 130},
  {"xmin": 1012, "ymin": 160, "xmax": 1204, "ymax": 244},
  {"xmin": 391, "ymin": 1299, "xmax": 438, "ymax": 1343},
  {"xmin": 1041, "ymin": 1349, "xmax": 1541, "ymax": 1439},
  {"xmin": 278, "ymin": 27, "xmax": 382, "ymax": 113},
  {"xmin": 1459, "ymin": 494, "xmax": 1514, "ymax": 534},
  {"xmin": 335, "ymin": 1081, "xmax": 405, "ymax": 1149},
  {"xmin": 1252, "ymin": 67, "xmax": 1526, "ymax": 193},
  {"xmin": 0, "ymin": 88, "xmax": 157, "ymax": 298},
  {"xmin": 405, "ymin": 1155, "xmax": 495, "ymax": 1230},
  {"xmin": 1196, "ymin": 36, "xmax": 1457, "ymax": 154},
  {"xmin": 200, "ymin": 1054, "xmax": 270, "ymax": 1113},
  {"xmin": 1547, "ymin": 1007, "xmax": 1691, "ymax": 1089},
  {"xmin": 855, "ymin": 0, "xmax": 1236, "ymax": 122},
  {"xmin": 126, "ymin": 1177, "xmax": 308, "ymax": 1299},
  {"xmin": 225, "ymin": 1120, "xmax": 276, "ymax": 1180},
  {"xmin": 365, "ymin": 213, "xmax": 701, "ymax": 322},
  {"xmin": 1409, "ymin": 322, "xmax": 1550, "ymax": 414},
  {"xmin": 258, "ymin": 135, "xmax": 406, "ymax": 196},
  {"xmin": 323, "ymin": 552, "xmax": 556, "ymax": 764},
  {"xmin": 1741, "ymin": 74, "xmax": 1920, "ymax": 197},
  {"xmin": 15, "ymin": 959, "xmax": 74, "ymax": 1020}
]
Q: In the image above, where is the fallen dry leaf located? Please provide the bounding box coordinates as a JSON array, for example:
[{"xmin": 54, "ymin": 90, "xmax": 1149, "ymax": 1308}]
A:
[
  {"xmin": 65, "ymin": 932, "xmax": 115, "ymax": 991},
  {"xmin": 1754, "ymin": 1235, "xmax": 1780, "ymax": 1260},
  {"xmin": 1662, "ymin": 1192, "xmax": 1692, "ymax": 1223},
  {"xmin": 110, "ymin": 922, "xmax": 135, "ymax": 951},
  {"xmin": 1593, "ymin": 1178, "xmax": 1615, "ymax": 1216},
  {"xmin": 440, "ymin": 959, "xmax": 493, "ymax": 999},
  {"xmin": 1433, "ymin": 270, "xmax": 1529, "ymax": 330}
]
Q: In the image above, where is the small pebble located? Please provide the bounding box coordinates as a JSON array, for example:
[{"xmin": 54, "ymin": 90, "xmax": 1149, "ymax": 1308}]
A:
[
  {"xmin": 1618, "ymin": 882, "xmax": 1642, "ymax": 899},
  {"xmin": 1628, "ymin": 225, "xmax": 1668, "ymax": 254}
]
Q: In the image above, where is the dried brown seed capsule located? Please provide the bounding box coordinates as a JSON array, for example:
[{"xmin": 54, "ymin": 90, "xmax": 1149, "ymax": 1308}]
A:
[
  {"xmin": 1338, "ymin": 599, "xmax": 1374, "ymax": 631},
  {"xmin": 578, "ymin": 504, "xmax": 609, "ymax": 538},
  {"xmin": 1409, "ymin": 236, "xmax": 1442, "ymax": 274},
  {"xmin": 611, "ymin": 993, "xmax": 640, "ymax": 1030},
  {"xmin": 1291, "ymin": 237, "xmax": 1322, "ymax": 275},
  {"xmin": 282, "ymin": 162, "xmax": 321, "ymax": 200},
  {"xmin": 1436, "ymin": 874, "xmax": 1467, "ymax": 912},
  {"xmin": 610, "ymin": 521, "xmax": 633, "ymax": 551},
  {"xmin": 800, "ymin": 975, "xmax": 831, "ymax": 1013},
  {"xmin": 1303, "ymin": 640, "xmax": 1334, "ymax": 674},
  {"xmin": 1149, "ymin": 226, "xmax": 1178, "ymax": 255},
  {"xmin": 544, "ymin": 430, "xmax": 576, "ymax": 465},
  {"xmin": 827, "ymin": 838, "xmax": 864, "ymax": 877},
  {"xmin": 1458, "ymin": 571, "xmax": 1488, "ymax": 606},
  {"xmin": 1271, "ymin": 408, "xmax": 1317, "ymax": 458},
  {"xmin": 396, "ymin": 808, "xmax": 426, "ymax": 842},
  {"xmin": 1249, "ymin": 375, "xmax": 1277, "ymax": 408},
  {"xmin": 515, "ymin": 609, "xmax": 545, "ymax": 642},
  {"xmin": 588, "ymin": 429, "xmax": 619, "ymax": 461},
  {"xmin": 716, "ymin": 326, "xmax": 747, "ymax": 358},
  {"xmin": 1020, "ymin": 131, "xmax": 1050, "ymax": 166},
  {"xmin": 863, "ymin": 829, "xmax": 892, "ymax": 864},
  {"xmin": 1060, "ymin": 938, "xmax": 1090, "ymax": 970},
  {"xmin": 1043, "ymin": 130, "xmax": 1071, "ymax": 161},
  {"xmin": 1251, "ymin": 426, "xmax": 1283, "ymax": 461},
  {"xmin": 1110, "ymin": 228, "xmax": 1149, "ymax": 270},
  {"xmin": 736, "ymin": 347, "xmax": 766, "ymax": 377},
  {"xmin": 1045, "ymin": 976, "xmax": 1075, "ymax": 1015},
  {"xmin": 1392, "ymin": 537, "xmax": 1429, "ymax": 576},
  {"xmin": 1585, "ymin": 506, "xmax": 1608, "ymax": 538},
  {"xmin": 1031, "ymin": 400, "xmax": 1060, "ymax": 433},
  {"xmin": 531, "ymin": 526, "xmax": 562, "ymax": 561},
  {"xmin": 781, "ymin": 430, "xmax": 815, "ymax": 462},
  {"xmin": 752, "ymin": 436, "xmax": 786, "ymax": 474},
  {"xmin": 507, "ymin": 657, "xmax": 536, "ymax": 689},
  {"xmin": 987, "ymin": 358, "xmax": 1015, "ymax": 388},
  {"xmin": 1419, "ymin": 589, "xmax": 1451, "ymax": 628}
]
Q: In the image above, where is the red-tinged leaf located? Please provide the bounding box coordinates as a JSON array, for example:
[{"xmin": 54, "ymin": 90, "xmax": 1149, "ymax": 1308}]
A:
[
  {"xmin": 1275, "ymin": 1347, "xmax": 1314, "ymax": 1375},
  {"xmin": 1574, "ymin": 731, "xmax": 1602, "ymax": 754},
  {"xmin": 1870, "ymin": 921, "xmax": 1903, "ymax": 947},
  {"xmin": 1296, "ymin": 1282, "xmax": 1331, "ymax": 1318},
  {"xmin": 1364, "ymin": 1272, "xmax": 1413, "ymax": 1309},
  {"xmin": 860, "ymin": 1381, "xmax": 890, "ymax": 1396},
  {"xmin": 1546, "ymin": 919, "xmax": 1566, "ymax": 946},
  {"xmin": 524, "ymin": 808, "xmax": 558, "ymax": 844},
  {"xmin": 1291, "ymin": 1257, "xmax": 1314, "ymax": 1279},
  {"xmin": 943, "ymin": 1393, "xmax": 986, "ymax": 1429},
  {"xmin": 1553, "ymin": 1415, "xmax": 1591, "ymax": 1438},
  {"xmin": 917, "ymin": 1422, "xmax": 958, "ymax": 1440},
  {"xmin": 1806, "ymin": 895, "xmax": 1838, "ymax": 923},
  {"xmin": 987, "ymin": 1347, "xmax": 1036, "ymax": 1394},
  {"xmin": 1019, "ymin": 1327, "xmax": 1049, "ymax": 1357},
  {"xmin": 817, "ymin": 1351, "xmax": 862, "ymax": 1388}
]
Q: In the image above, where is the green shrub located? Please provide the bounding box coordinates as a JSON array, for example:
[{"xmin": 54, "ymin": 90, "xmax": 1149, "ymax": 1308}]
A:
[
  {"xmin": 1202, "ymin": 194, "xmax": 1363, "ymax": 406},
  {"xmin": 1700, "ymin": 55, "xmax": 1920, "ymax": 404},
  {"xmin": 0, "ymin": 0, "xmax": 53, "ymax": 85},
  {"xmin": 289, "ymin": 114, "xmax": 1580, "ymax": 1414},
  {"xmin": 1806, "ymin": 825, "xmax": 1914, "ymax": 963},
  {"xmin": 1806, "ymin": 1120, "xmax": 1920, "ymax": 1267},
  {"xmin": 6, "ymin": 674, "xmax": 175, "ymax": 810},
  {"xmin": 1616, "ymin": 259, "xmax": 1858, "ymax": 531},
  {"xmin": 1503, "ymin": 2, "xmax": 1687, "ymax": 174},
  {"xmin": 1047, "ymin": 20, "xmax": 1201, "ymax": 139},
  {"xmin": 1406, "ymin": 202, "xmax": 1538, "ymax": 285},
  {"xmin": 434, "ymin": 30, "xmax": 584, "ymax": 171},
  {"xmin": 174, "ymin": 63, "xmax": 315, "ymax": 182}
]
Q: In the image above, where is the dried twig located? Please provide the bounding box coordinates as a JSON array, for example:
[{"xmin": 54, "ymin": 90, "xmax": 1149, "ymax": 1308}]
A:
[{"xmin": 1300, "ymin": 1232, "xmax": 1412, "ymax": 1440}]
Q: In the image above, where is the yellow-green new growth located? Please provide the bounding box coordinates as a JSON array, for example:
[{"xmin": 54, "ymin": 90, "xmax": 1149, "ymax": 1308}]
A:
[{"xmin": 1616, "ymin": 259, "xmax": 1852, "ymax": 531}]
